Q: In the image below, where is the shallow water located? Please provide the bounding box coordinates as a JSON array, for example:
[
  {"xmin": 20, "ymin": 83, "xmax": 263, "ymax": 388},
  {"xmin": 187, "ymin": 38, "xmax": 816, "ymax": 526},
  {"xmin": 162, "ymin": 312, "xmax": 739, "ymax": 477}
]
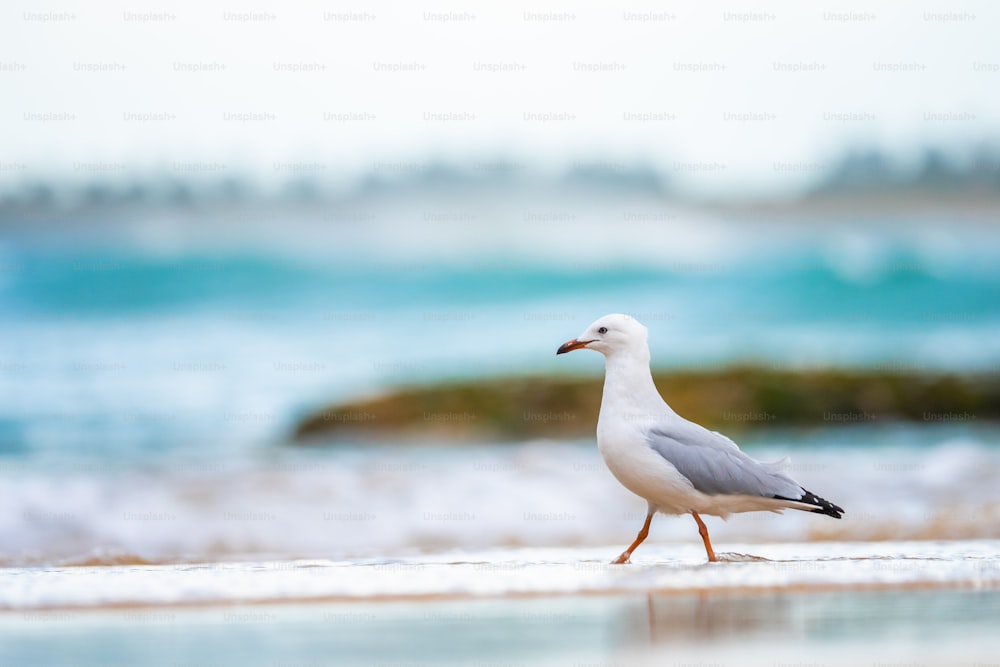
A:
[{"xmin": 3, "ymin": 588, "xmax": 999, "ymax": 667}]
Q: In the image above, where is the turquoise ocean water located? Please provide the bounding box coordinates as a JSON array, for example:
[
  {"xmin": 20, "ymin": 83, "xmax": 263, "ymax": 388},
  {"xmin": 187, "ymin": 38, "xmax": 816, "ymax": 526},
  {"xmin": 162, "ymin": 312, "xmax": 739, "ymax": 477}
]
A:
[{"xmin": 1, "ymin": 214, "xmax": 999, "ymax": 563}]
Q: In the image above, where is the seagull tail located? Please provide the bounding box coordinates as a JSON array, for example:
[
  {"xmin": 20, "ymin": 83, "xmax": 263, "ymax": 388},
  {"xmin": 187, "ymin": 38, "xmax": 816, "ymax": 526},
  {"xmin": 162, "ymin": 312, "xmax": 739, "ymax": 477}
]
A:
[{"xmin": 773, "ymin": 488, "xmax": 844, "ymax": 519}]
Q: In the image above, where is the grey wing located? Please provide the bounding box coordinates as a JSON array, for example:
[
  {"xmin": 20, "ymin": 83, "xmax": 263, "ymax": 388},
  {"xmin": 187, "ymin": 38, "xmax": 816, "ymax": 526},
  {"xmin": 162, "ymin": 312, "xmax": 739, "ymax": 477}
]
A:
[{"xmin": 647, "ymin": 423, "xmax": 802, "ymax": 498}]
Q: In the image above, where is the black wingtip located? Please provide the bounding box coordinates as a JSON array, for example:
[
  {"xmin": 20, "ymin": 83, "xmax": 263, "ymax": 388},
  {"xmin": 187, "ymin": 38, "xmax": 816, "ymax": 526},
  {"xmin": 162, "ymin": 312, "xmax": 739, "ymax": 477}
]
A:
[{"xmin": 774, "ymin": 488, "xmax": 844, "ymax": 519}]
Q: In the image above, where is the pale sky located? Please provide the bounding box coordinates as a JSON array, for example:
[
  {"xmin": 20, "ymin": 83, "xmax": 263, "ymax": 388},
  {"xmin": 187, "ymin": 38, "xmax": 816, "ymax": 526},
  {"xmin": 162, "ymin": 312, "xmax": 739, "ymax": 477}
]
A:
[{"xmin": 1, "ymin": 0, "xmax": 997, "ymax": 196}]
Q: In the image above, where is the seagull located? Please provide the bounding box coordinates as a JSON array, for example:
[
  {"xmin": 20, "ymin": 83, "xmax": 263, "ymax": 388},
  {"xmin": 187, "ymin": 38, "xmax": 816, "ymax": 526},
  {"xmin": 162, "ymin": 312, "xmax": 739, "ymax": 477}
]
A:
[{"xmin": 557, "ymin": 313, "xmax": 843, "ymax": 564}]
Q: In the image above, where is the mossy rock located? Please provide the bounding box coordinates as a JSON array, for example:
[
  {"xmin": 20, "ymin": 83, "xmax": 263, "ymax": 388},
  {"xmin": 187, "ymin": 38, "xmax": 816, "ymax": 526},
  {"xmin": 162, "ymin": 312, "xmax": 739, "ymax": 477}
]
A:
[{"xmin": 290, "ymin": 367, "xmax": 1000, "ymax": 444}]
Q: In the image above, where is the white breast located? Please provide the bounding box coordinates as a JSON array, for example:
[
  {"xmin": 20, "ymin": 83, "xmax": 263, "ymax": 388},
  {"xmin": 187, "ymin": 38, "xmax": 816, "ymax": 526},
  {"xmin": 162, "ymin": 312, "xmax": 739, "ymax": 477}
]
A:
[{"xmin": 597, "ymin": 416, "xmax": 703, "ymax": 516}]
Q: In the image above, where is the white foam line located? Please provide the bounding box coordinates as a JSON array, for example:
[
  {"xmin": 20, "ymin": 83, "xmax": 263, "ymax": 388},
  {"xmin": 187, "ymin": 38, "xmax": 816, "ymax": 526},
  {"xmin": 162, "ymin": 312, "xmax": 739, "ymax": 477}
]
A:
[{"xmin": 3, "ymin": 541, "xmax": 999, "ymax": 611}]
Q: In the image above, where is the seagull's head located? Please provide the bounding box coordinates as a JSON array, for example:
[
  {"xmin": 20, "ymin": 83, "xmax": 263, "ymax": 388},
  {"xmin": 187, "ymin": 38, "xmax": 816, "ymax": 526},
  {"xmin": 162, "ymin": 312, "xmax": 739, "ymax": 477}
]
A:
[{"xmin": 556, "ymin": 313, "xmax": 649, "ymax": 358}]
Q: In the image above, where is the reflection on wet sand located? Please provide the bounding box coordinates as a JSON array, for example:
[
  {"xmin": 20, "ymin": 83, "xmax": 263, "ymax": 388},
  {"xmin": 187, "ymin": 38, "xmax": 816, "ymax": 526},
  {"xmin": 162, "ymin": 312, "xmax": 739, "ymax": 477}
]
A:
[{"xmin": 619, "ymin": 589, "xmax": 1000, "ymax": 651}]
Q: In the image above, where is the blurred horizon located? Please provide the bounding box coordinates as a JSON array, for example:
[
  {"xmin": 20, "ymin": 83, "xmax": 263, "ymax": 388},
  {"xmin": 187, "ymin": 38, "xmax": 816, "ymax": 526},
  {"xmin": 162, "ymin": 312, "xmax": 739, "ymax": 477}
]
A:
[{"xmin": 3, "ymin": 141, "xmax": 1000, "ymax": 218}]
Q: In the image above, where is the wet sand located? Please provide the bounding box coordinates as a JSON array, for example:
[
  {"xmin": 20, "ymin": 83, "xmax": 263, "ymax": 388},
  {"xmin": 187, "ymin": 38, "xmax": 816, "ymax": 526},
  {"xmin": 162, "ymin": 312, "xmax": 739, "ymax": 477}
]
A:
[{"xmin": 3, "ymin": 540, "xmax": 999, "ymax": 666}]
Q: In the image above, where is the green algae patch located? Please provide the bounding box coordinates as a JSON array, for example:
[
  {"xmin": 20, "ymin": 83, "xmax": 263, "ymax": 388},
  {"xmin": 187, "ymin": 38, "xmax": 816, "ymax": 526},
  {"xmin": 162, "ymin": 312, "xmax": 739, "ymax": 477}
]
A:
[{"xmin": 290, "ymin": 368, "xmax": 1000, "ymax": 443}]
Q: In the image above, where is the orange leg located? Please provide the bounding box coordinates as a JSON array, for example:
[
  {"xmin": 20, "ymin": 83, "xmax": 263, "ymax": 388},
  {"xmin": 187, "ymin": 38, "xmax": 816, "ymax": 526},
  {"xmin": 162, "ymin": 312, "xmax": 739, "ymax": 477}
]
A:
[
  {"xmin": 691, "ymin": 511, "xmax": 718, "ymax": 562},
  {"xmin": 612, "ymin": 511, "xmax": 654, "ymax": 564}
]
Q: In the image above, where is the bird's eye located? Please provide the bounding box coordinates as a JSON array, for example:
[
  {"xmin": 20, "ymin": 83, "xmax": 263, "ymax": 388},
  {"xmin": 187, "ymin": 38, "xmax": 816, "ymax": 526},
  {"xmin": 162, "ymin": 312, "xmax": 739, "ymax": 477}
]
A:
[{"xmin": 598, "ymin": 326, "xmax": 608, "ymax": 334}]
